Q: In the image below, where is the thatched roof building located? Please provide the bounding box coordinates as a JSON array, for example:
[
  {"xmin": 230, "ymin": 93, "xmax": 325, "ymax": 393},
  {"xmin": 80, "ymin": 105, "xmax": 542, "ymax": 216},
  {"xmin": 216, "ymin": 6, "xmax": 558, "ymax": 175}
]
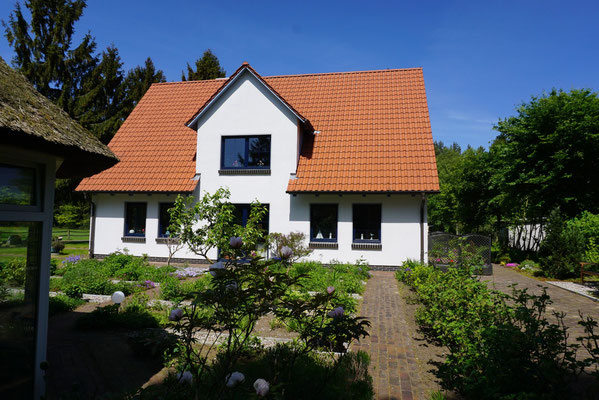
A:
[{"xmin": 0, "ymin": 57, "xmax": 118, "ymax": 178}]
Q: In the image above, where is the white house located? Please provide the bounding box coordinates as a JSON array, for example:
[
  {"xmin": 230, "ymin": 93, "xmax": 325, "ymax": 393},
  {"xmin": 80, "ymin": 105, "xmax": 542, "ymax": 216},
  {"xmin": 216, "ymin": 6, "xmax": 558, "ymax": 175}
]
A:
[{"xmin": 77, "ymin": 63, "xmax": 439, "ymax": 267}]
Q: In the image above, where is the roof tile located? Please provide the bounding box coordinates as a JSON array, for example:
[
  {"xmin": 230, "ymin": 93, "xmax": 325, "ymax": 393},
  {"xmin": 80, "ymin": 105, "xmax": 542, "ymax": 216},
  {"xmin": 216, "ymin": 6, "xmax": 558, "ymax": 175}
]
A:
[{"xmin": 77, "ymin": 66, "xmax": 439, "ymax": 193}]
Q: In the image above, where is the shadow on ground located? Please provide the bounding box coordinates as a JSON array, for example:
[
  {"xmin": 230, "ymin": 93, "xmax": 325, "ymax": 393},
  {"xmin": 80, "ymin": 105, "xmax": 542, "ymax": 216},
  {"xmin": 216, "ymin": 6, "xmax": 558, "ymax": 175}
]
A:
[{"xmin": 46, "ymin": 304, "xmax": 164, "ymax": 399}]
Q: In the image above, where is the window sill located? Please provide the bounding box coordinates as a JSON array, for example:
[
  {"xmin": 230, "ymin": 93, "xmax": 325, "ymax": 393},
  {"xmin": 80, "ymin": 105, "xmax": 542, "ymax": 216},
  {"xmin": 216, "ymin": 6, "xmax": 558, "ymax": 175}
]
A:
[
  {"xmin": 218, "ymin": 169, "xmax": 271, "ymax": 176},
  {"xmin": 309, "ymin": 242, "xmax": 338, "ymax": 249},
  {"xmin": 155, "ymin": 237, "xmax": 179, "ymax": 244},
  {"xmin": 352, "ymin": 242, "xmax": 382, "ymax": 250},
  {"xmin": 121, "ymin": 236, "xmax": 146, "ymax": 243}
]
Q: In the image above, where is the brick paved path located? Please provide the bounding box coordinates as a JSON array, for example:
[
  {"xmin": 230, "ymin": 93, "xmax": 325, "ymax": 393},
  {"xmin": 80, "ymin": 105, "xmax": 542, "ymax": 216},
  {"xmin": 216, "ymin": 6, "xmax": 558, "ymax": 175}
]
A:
[
  {"xmin": 354, "ymin": 271, "xmax": 436, "ymax": 400},
  {"xmin": 483, "ymin": 266, "xmax": 599, "ymax": 342}
]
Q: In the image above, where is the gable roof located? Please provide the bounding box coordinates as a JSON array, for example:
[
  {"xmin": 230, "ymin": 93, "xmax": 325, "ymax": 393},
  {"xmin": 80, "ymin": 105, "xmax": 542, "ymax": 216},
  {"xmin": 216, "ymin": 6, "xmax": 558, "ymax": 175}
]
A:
[
  {"xmin": 186, "ymin": 62, "xmax": 311, "ymax": 130},
  {"xmin": 77, "ymin": 63, "xmax": 439, "ymax": 193},
  {"xmin": 0, "ymin": 57, "xmax": 118, "ymax": 178}
]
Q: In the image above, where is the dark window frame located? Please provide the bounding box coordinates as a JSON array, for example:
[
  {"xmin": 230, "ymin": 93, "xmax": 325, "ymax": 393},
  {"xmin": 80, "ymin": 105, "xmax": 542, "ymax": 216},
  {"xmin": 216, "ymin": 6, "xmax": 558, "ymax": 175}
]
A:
[
  {"xmin": 352, "ymin": 204, "xmax": 382, "ymax": 243},
  {"xmin": 158, "ymin": 202, "xmax": 174, "ymax": 238},
  {"xmin": 232, "ymin": 203, "xmax": 270, "ymax": 234},
  {"xmin": 221, "ymin": 135, "xmax": 271, "ymax": 169},
  {"xmin": 124, "ymin": 202, "xmax": 147, "ymax": 237},
  {"xmin": 310, "ymin": 204, "xmax": 338, "ymax": 242},
  {"xmin": 0, "ymin": 160, "xmax": 44, "ymax": 213}
]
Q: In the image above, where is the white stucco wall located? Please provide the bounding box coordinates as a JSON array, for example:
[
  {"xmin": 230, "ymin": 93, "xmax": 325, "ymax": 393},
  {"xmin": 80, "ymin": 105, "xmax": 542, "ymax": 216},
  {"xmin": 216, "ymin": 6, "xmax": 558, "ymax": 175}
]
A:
[{"xmin": 90, "ymin": 70, "xmax": 428, "ymax": 266}]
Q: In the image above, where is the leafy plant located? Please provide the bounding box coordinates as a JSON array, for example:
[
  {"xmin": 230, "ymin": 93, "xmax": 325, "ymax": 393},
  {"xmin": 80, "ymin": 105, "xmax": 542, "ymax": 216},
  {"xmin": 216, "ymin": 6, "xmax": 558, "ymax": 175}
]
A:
[
  {"xmin": 397, "ymin": 261, "xmax": 585, "ymax": 398},
  {"xmin": 0, "ymin": 258, "xmax": 26, "ymax": 286},
  {"xmin": 49, "ymin": 294, "xmax": 85, "ymax": 316},
  {"xmin": 267, "ymin": 231, "xmax": 312, "ymax": 262},
  {"xmin": 539, "ymin": 208, "xmax": 585, "ymax": 279}
]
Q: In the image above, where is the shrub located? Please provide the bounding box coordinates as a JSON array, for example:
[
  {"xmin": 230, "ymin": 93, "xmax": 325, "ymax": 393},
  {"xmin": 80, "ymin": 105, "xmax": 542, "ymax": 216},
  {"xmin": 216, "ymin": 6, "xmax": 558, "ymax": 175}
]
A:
[
  {"xmin": 539, "ymin": 208, "xmax": 585, "ymax": 279},
  {"xmin": 0, "ymin": 258, "xmax": 26, "ymax": 286},
  {"xmin": 51, "ymin": 237, "xmax": 65, "ymax": 253},
  {"xmin": 64, "ymin": 284, "xmax": 84, "ymax": 299},
  {"xmin": 267, "ymin": 231, "xmax": 312, "ymax": 262},
  {"xmin": 49, "ymin": 295, "xmax": 85, "ymax": 316},
  {"xmin": 397, "ymin": 262, "xmax": 581, "ymax": 398},
  {"xmin": 129, "ymin": 343, "xmax": 374, "ymax": 400}
]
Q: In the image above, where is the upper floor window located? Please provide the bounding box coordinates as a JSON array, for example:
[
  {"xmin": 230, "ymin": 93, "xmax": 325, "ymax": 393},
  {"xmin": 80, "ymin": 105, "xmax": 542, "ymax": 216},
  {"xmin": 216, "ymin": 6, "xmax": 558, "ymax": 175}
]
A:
[
  {"xmin": 158, "ymin": 203, "xmax": 174, "ymax": 237},
  {"xmin": 353, "ymin": 204, "xmax": 381, "ymax": 242},
  {"xmin": 125, "ymin": 202, "xmax": 146, "ymax": 237},
  {"xmin": 310, "ymin": 204, "xmax": 338, "ymax": 242},
  {"xmin": 221, "ymin": 135, "xmax": 271, "ymax": 169}
]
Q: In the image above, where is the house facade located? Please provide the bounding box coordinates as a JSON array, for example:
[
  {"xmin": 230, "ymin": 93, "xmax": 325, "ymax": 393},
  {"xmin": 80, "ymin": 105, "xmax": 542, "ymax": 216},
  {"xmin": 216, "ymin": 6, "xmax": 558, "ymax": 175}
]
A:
[{"xmin": 77, "ymin": 63, "xmax": 439, "ymax": 267}]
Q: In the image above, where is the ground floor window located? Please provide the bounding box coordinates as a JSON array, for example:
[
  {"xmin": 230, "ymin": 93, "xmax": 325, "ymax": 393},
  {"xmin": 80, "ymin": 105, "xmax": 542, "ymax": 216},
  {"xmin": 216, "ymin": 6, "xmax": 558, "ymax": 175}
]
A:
[
  {"xmin": 0, "ymin": 221, "xmax": 42, "ymax": 399},
  {"xmin": 353, "ymin": 204, "xmax": 381, "ymax": 242},
  {"xmin": 124, "ymin": 202, "xmax": 146, "ymax": 236},
  {"xmin": 158, "ymin": 203, "xmax": 174, "ymax": 237},
  {"xmin": 232, "ymin": 204, "xmax": 269, "ymax": 235},
  {"xmin": 310, "ymin": 204, "xmax": 338, "ymax": 242}
]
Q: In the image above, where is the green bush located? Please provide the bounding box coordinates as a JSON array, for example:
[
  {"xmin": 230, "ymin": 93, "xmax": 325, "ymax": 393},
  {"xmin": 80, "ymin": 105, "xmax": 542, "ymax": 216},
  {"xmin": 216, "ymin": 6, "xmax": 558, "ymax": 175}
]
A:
[
  {"xmin": 49, "ymin": 295, "xmax": 85, "ymax": 316},
  {"xmin": 51, "ymin": 237, "xmax": 65, "ymax": 253},
  {"xmin": 128, "ymin": 344, "xmax": 373, "ymax": 400},
  {"xmin": 64, "ymin": 284, "xmax": 84, "ymax": 299},
  {"xmin": 539, "ymin": 209, "xmax": 585, "ymax": 279},
  {"xmin": 0, "ymin": 258, "xmax": 26, "ymax": 286},
  {"xmin": 397, "ymin": 262, "xmax": 580, "ymax": 398}
]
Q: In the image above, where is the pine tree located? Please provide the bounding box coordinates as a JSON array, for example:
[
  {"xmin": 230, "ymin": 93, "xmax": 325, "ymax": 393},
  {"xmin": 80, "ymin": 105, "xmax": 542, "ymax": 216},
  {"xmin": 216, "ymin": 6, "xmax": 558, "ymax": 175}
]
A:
[
  {"xmin": 2, "ymin": 0, "xmax": 98, "ymax": 115},
  {"xmin": 182, "ymin": 49, "xmax": 225, "ymax": 81},
  {"xmin": 73, "ymin": 46, "xmax": 126, "ymax": 143},
  {"xmin": 122, "ymin": 57, "xmax": 166, "ymax": 114}
]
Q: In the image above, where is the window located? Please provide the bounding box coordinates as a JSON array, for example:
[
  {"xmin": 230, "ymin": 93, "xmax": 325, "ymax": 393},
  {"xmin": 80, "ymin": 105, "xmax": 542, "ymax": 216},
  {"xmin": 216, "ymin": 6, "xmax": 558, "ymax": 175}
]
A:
[
  {"xmin": 310, "ymin": 204, "xmax": 338, "ymax": 242},
  {"xmin": 124, "ymin": 202, "xmax": 146, "ymax": 236},
  {"xmin": 221, "ymin": 136, "xmax": 271, "ymax": 169},
  {"xmin": 158, "ymin": 203, "xmax": 174, "ymax": 237},
  {"xmin": 353, "ymin": 204, "xmax": 381, "ymax": 242},
  {"xmin": 233, "ymin": 204, "xmax": 269, "ymax": 236}
]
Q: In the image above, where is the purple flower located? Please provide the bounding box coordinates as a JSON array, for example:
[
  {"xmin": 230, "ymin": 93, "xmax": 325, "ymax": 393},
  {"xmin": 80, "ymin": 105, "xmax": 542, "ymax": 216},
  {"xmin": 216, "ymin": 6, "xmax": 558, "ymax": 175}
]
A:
[
  {"xmin": 254, "ymin": 378, "xmax": 270, "ymax": 396},
  {"xmin": 229, "ymin": 236, "xmax": 243, "ymax": 249},
  {"xmin": 169, "ymin": 308, "xmax": 183, "ymax": 321},
  {"xmin": 226, "ymin": 371, "xmax": 245, "ymax": 387},
  {"xmin": 327, "ymin": 286, "xmax": 335, "ymax": 295},
  {"xmin": 279, "ymin": 246, "xmax": 293, "ymax": 260},
  {"xmin": 328, "ymin": 306, "xmax": 344, "ymax": 318}
]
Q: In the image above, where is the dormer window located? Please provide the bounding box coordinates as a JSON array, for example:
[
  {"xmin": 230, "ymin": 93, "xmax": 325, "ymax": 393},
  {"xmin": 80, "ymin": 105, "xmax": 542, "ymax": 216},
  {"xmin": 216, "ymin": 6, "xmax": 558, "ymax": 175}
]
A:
[{"xmin": 221, "ymin": 135, "xmax": 271, "ymax": 169}]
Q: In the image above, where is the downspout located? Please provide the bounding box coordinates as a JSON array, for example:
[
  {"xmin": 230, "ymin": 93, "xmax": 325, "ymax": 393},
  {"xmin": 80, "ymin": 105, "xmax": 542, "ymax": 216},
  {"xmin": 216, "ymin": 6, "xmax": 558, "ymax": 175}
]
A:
[
  {"xmin": 88, "ymin": 196, "xmax": 96, "ymax": 259},
  {"xmin": 420, "ymin": 193, "xmax": 426, "ymax": 264}
]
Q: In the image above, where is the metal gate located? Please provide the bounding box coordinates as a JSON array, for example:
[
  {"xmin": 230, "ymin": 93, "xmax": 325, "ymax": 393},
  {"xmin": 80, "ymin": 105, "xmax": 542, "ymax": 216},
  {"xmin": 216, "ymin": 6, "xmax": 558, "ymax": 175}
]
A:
[{"xmin": 428, "ymin": 232, "xmax": 492, "ymax": 275}]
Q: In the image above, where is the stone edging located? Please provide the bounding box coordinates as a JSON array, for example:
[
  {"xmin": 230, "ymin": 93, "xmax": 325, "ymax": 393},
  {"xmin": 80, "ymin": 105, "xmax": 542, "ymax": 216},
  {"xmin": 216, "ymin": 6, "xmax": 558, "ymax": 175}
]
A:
[{"xmin": 545, "ymin": 281, "xmax": 599, "ymax": 303}]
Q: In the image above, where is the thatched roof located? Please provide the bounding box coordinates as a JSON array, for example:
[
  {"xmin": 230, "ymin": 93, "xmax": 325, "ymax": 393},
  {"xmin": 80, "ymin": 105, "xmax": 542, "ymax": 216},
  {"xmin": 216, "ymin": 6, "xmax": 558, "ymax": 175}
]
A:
[{"xmin": 0, "ymin": 57, "xmax": 118, "ymax": 178}]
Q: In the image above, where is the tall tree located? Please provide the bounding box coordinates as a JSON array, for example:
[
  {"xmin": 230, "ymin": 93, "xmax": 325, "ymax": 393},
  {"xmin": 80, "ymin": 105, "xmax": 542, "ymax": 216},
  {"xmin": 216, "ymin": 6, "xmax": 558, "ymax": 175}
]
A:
[
  {"xmin": 2, "ymin": 0, "xmax": 98, "ymax": 115},
  {"xmin": 491, "ymin": 89, "xmax": 599, "ymax": 222},
  {"xmin": 74, "ymin": 46, "xmax": 125, "ymax": 143},
  {"xmin": 122, "ymin": 57, "xmax": 166, "ymax": 114},
  {"xmin": 182, "ymin": 49, "xmax": 225, "ymax": 81}
]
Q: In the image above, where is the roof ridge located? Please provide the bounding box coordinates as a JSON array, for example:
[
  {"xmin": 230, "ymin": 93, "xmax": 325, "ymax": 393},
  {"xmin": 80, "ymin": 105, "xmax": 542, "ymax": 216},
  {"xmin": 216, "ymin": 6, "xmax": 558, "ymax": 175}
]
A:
[
  {"xmin": 265, "ymin": 67, "xmax": 422, "ymax": 79},
  {"xmin": 152, "ymin": 67, "xmax": 423, "ymax": 86}
]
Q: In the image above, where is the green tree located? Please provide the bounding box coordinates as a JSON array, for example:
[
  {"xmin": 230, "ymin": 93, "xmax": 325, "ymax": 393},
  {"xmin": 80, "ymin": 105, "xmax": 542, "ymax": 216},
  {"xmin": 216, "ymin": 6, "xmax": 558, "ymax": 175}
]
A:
[
  {"xmin": 73, "ymin": 46, "xmax": 125, "ymax": 143},
  {"xmin": 492, "ymin": 89, "xmax": 599, "ymax": 222},
  {"xmin": 181, "ymin": 49, "xmax": 225, "ymax": 81},
  {"xmin": 122, "ymin": 57, "xmax": 166, "ymax": 114},
  {"xmin": 428, "ymin": 141, "xmax": 462, "ymax": 233},
  {"xmin": 2, "ymin": 0, "xmax": 98, "ymax": 115},
  {"xmin": 55, "ymin": 203, "xmax": 87, "ymax": 239}
]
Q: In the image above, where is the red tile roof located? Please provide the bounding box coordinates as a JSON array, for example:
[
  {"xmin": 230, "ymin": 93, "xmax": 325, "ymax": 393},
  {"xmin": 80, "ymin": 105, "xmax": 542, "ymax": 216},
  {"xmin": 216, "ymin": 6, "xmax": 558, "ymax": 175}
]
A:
[{"xmin": 77, "ymin": 64, "xmax": 439, "ymax": 193}]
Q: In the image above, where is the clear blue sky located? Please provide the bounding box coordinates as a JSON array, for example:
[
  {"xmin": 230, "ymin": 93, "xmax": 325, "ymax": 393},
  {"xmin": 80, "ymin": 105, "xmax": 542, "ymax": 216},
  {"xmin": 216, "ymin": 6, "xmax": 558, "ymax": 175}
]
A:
[{"xmin": 1, "ymin": 0, "xmax": 597, "ymax": 149}]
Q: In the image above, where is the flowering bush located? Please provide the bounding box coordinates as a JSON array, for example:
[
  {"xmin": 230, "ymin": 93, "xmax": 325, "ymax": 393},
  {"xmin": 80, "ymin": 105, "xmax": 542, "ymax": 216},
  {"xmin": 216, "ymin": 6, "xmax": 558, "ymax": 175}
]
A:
[{"xmin": 165, "ymin": 235, "xmax": 370, "ymax": 398}]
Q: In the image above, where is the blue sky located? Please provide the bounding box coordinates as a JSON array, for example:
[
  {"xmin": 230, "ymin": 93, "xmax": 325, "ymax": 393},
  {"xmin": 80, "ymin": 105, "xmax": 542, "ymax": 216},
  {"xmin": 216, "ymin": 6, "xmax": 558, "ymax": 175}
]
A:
[{"xmin": 1, "ymin": 0, "xmax": 597, "ymax": 149}]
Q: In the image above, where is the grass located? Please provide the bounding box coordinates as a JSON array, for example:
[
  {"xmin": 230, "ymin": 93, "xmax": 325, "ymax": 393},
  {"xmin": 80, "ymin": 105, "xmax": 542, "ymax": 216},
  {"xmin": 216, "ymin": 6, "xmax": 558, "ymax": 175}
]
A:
[{"xmin": 0, "ymin": 226, "xmax": 89, "ymax": 242}]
